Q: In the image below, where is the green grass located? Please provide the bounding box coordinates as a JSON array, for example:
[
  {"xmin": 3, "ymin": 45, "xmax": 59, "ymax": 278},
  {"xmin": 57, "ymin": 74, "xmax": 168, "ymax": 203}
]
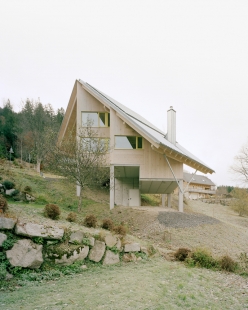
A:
[{"xmin": 0, "ymin": 258, "xmax": 247, "ymax": 310}]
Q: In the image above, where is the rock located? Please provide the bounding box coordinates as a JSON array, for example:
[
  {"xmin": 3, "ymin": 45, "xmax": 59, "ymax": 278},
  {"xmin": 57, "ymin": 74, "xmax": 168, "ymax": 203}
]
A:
[
  {"xmin": 15, "ymin": 222, "xmax": 64, "ymax": 240},
  {"xmin": 103, "ymin": 250, "xmax": 120, "ymax": 265},
  {"xmin": 115, "ymin": 238, "xmax": 122, "ymax": 250},
  {"xmin": 104, "ymin": 235, "xmax": 117, "ymax": 247},
  {"xmin": 0, "ymin": 217, "xmax": 16, "ymax": 230},
  {"xmin": 122, "ymin": 253, "xmax": 137, "ymax": 262},
  {"xmin": 89, "ymin": 240, "xmax": 105, "ymax": 262},
  {"xmin": 6, "ymin": 239, "xmax": 43, "ymax": 269},
  {"xmin": 5, "ymin": 189, "xmax": 15, "ymax": 196},
  {"xmin": 81, "ymin": 264, "xmax": 87, "ymax": 269},
  {"xmin": 25, "ymin": 193, "xmax": 35, "ymax": 202},
  {"xmin": 69, "ymin": 231, "xmax": 84, "ymax": 244},
  {"xmin": 55, "ymin": 246, "xmax": 89, "ymax": 266},
  {"xmin": 88, "ymin": 236, "xmax": 95, "ymax": 247},
  {"xmin": 0, "ymin": 232, "xmax": 7, "ymax": 246},
  {"xmin": 124, "ymin": 243, "xmax": 140, "ymax": 252},
  {"xmin": 141, "ymin": 246, "xmax": 149, "ymax": 256},
  {"xmin": 5, "ymin": 272, "xmax": 13, "ymax": 280}
]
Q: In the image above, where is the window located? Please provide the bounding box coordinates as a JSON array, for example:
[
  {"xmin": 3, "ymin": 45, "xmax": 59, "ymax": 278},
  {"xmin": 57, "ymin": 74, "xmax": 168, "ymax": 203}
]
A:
[
  {"xmin": 82, "ymin": 138, "xmax": 110, "ymax": 152},
  {"xmin": 82, "ymin": 112, "xmax": 110, "ymax": 127},
  {"xmin": 115, "ymin": 136, "xmax": 143, "ymax": 149}
]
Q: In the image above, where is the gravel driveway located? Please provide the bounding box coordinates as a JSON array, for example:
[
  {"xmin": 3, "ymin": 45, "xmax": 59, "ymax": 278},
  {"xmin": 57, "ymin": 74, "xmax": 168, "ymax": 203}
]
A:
[{"xmin": 158, "ymin": 211, "xmax": 220, "ymax": 228}]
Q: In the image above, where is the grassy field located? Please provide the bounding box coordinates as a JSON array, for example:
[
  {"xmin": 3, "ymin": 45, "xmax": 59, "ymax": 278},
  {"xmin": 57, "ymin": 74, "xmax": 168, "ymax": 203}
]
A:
[
  {"xmin": 1, "ymin": 258, "xmax": 248, "ymax": 310},
  {"xmin": 1, "ymin": 163, "xmax": 248, "ymax": 309}
]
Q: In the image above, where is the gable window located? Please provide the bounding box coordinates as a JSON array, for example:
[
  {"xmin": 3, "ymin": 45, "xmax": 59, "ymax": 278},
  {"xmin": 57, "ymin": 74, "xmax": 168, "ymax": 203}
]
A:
[
  {"xmin": 115, "ymin": 136, "xmax": 143, "ymax": 149},
  {"xmin": 82, "ymin": 112, "xmax": 110, "ymax": 127}
]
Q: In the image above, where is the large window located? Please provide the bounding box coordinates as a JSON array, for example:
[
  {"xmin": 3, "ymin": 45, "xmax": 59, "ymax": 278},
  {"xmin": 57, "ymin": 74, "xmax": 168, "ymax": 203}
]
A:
[
  {"xmin": 82, "ymin": 112, "xmax": 110, "ymax": 127},
  {"xmin": 115, "ymin": 136, "xmax": 143, "ymax": 149},
  {"xmin": 82, "ymin": 138, "xmax": 110, "ymax": 152}
]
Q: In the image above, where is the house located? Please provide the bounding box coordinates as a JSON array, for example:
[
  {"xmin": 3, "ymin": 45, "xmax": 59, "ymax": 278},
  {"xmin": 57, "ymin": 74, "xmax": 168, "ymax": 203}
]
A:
[
  {"xmin": 58, "ymin": 79, "xmax": 215, "ymax": 212},
  {"xmin": 177, "ymin": 172, "xmax": 216, "ymax": 200}
]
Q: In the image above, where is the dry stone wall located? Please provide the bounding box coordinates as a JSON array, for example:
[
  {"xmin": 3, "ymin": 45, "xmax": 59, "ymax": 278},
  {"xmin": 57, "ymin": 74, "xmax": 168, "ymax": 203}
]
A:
[{"xmin": 0, "ymin": 217, "xmax": 148, "ymax": 273}]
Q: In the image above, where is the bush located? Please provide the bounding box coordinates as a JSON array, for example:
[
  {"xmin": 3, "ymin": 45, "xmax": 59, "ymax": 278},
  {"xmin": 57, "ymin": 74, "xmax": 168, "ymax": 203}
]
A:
[
  {"xmin": 174, "ymin": 248, "xmax": 191, "ymax": 261},
  {"xmin": 2, "ymin": 180, "xmax": 15, "ymax": 190},
  {"xmin": 188, "ymin": 248, "xmax": 219, "ymax": 269},
  {"xmin": 83, "ymin": 215, "xmax": 97, "ymax": 228},
  {"xmin": 24, "ymin": 185, "xmax": 32, "ymax": 193},
  {"xmin": 44, "ymin": 204, "xmax": 61, "ymax": 220},
  {"xmin": 0, "ymin": 195, "xmax": 8, "ymax": 213},
  {"xmin": 101, "ymin": 218, "xmax": 114, "ymax": 231},
  {"xmin": 219, "ymin": 255, "xmax": 237, "ymax": 272},
  {"xmin": 113, "ymin": 224, "xmax": 127, "ymax": 236},
  {"xmin": 67, "ymin": 212, "xmax": 77, "ymax": 222}
]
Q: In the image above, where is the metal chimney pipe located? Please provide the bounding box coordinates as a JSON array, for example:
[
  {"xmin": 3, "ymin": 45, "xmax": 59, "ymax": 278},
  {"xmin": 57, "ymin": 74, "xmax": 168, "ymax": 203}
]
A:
[{"xmin": 167, "ymin": 106, "xmax": 176, "ymax": 145}]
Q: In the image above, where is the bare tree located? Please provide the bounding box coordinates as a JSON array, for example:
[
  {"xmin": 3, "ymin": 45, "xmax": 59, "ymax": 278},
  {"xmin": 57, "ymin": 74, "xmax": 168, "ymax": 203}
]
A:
[
  {"xmin": 49, "ymin": 124, "xmax": 110, "ymax": 211},
  {"xmin": 231, "ymin": 187, "xmax": 248, "ymax": 216},
  {"xmin": 231, "ymin": 143, "xmax": 248, "ymax": 184}
]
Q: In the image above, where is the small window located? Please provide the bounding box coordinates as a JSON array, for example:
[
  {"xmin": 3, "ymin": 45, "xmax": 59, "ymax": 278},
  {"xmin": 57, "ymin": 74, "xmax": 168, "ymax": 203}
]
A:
[
  {"xmin": 82, "ymin": 112, "xmax": 110, "ymax": 127},
  {"xmin": 115, "ymin": 136, "xmax": 143, "ymax": 149}
]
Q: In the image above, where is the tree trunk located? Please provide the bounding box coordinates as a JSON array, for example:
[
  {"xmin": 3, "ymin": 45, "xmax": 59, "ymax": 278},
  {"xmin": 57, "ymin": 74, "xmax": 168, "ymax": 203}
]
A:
[
  {"xmin": 36, "ymin": 159, "xmax": 41, "ymax": 173},
  {"xmin": 78, "ymin": 186, "xmax": 83, "ymax": 212}
]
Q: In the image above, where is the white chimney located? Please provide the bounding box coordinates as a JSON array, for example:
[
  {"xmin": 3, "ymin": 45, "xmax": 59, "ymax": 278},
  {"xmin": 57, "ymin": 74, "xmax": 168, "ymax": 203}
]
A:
[{"xmin": 167, "ymin": 106, "xmax": 176, "ymax": 145}]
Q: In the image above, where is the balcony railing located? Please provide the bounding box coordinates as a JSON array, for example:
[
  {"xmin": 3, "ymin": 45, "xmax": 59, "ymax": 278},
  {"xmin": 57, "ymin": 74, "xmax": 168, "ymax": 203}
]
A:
[{"xmin": 186, "ymin": 187, "xmax": 216, "ymax": 195}]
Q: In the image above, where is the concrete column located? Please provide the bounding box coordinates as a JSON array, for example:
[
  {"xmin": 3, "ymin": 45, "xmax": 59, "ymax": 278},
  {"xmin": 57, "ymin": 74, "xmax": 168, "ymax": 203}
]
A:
[
  {"xmin": 178, "ymin": 179, "xmax": 183, "ymax": 212},
  {"xmin": 110, "ymin": 165, "xmax": 114, "ymax": 210},
  {"xmin": 162, "ymin": 194, "xmax": 166, "ymax": 207},
  {"xmin": 167, "ymin": 193, "xmax": 171, "ymax": 208}
]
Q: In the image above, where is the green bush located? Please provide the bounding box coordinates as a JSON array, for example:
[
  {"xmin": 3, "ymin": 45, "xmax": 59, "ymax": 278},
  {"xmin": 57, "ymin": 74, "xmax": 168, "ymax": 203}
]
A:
[
  {"xmin": 174, "ymin": 248, "xmax": 191, "ymax": 261},
  {"xmin": 83, "ymin": 214, "xmax": 97, "ymax": 228},
  {"xmin": 44, "ymin": 204, "xmax": 61, "ymax": 220},
  {"xmin": 186, "ymin": 248, "xmax": 219, "ymax": 269},
  {"xmin": 2, "ymin": 180, "xmax": 15, "ymax": 190},
  {"xmin": 101, "ymin": 218, "xmax": 114, "ymax": 231}
]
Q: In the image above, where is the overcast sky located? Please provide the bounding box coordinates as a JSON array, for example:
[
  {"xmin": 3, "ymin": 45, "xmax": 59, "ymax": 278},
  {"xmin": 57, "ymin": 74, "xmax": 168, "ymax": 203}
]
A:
[{"xmin": 1, "ymin": 0, "xmax": 248, "ymax": 186}]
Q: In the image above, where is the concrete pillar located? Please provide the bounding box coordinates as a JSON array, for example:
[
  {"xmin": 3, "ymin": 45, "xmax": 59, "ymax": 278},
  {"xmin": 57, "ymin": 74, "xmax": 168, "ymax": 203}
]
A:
[
  {"xmin": 110, "ymin": 165, "xmax": 114, "ymax": 210},
  {"xmin": 162, "ymin": 194, "xmax": 166, "ymax": 207},
  {"xmin": 167, "ymin": 193, "xmax": 171, "ymax": 208},
  {"xmin": 178, "ymin": 179, "xmax": 183, "ymax": 212}
]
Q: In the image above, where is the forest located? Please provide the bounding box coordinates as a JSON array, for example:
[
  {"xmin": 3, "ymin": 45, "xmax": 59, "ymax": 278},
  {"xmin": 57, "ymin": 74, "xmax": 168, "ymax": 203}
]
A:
[{"xmin": 0, "ymin": 99, "xmax": 64, "ymax": 172}]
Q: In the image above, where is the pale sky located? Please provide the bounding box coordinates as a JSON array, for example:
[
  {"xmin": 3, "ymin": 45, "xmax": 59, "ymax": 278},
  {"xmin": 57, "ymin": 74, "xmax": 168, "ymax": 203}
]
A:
[{"xmin": 1, "ymin": 0, "xmax": 248, "ymax": 186}]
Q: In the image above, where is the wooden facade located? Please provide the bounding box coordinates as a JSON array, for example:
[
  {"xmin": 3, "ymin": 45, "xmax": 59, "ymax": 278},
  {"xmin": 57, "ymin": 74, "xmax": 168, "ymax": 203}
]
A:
[{"xmin": 58, "ymin": 80, "xmax": 214, "ymax": 211}]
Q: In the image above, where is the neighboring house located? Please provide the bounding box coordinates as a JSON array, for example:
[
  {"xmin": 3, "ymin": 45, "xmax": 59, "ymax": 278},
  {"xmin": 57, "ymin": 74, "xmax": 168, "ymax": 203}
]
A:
[
  {"xmin": 58, "ymin": 79, "xmax": 215, "ymax": 212},
  {"xmin": 180, "ymin": 172, "xmax": 216, "ymax": 199}
]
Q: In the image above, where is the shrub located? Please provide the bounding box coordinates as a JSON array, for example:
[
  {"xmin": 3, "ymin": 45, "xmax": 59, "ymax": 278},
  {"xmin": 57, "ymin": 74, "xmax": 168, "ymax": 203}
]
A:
[
  {"xmin": 83, "ymin": 215, "xmax": 97, "ymax": 228},
  {"xmin": 219, "ymin": 255, "xmax": 237, "ymax": 272},
  {"xmin": 67, "ymin": 212, "xmax": 77, "ymax": 222},
  {"xmin": 174, "ymin": 248, "xmax": 191, "ymax": 261},
  {"xmin": 2, "ymin": 180, "xmax": 15, "ymax": 190},
  {"xmin": 239, "ymin": 252, "xmax": 248, "ymax": 274},
  {"xmin": 113, "ymin": 224, "xmax": 127, "ymax": 236},
  {"xmin": 101, "ymin": 218, "xmax": 114, "ymax": 231},
  {"xmin": 24, "ymin": 185, "xmax": 32, "ymax": 193},
  {"xmin": 188, "ymin": 248, "xmax": 219, "ymax": 269},
  {"xmin": 44, "ymin": 204, "xmax": 61, "ymax": 220},
  {"xmin": 0, "ymin": 195, "xmax": 8, "ymax": 213}
]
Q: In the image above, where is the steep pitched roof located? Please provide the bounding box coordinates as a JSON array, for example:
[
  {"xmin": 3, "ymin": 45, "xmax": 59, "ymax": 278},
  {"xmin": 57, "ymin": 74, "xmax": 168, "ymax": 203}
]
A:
[
  {"xmin": 59, "ymin": 79, "xmax": 215, "ymax": 174},
  {"xmin": 183, "ymin": 172, "xmax": 215, "ymax": 186}
]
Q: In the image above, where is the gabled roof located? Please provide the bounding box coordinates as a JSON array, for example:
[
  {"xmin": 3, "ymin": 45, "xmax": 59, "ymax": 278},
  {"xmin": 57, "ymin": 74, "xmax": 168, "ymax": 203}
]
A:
[
  {"xmin": 183, "ymin": 172, "xmax": 215, "ymax": 186},
  {"xmin": 59, "ymin": 79, "xmax": 215, "ymax": 175}
]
